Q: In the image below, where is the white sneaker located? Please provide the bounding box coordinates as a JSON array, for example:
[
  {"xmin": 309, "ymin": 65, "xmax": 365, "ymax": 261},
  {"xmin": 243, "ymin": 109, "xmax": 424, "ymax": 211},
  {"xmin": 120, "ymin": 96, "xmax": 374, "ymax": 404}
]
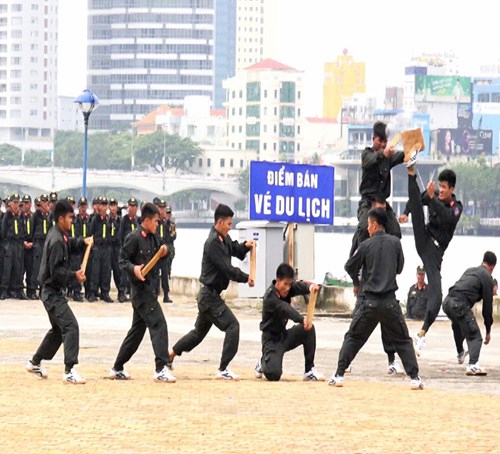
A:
[
  {"xmin": 466, "ymin": 364, "xmax": 487, "ymax": 376},
  {"xmin": 26, "ymin": 360, "xmax": 48, "ymax": 379},
  {"xmin": 216, "ymin": 368, "xmax": 240, "ymax": 381},
  {"xmin": 63, "ymin": 368, "xmax": 86, "ymax": 384},
  {"xmin": 303, "ymin": 367, "xmax": 326, "ymax": 382},
  {"xmin": 405, "ymin": 148, "xmax": 420, "ymax": 168},
  {"xmin": 410, "ymin": 376, "xmax": 424, "ymax": 390},
  {"xmin": 154, "ymin": 366, "xmax": 177, "ymax": 383},
  {"xmin": 327, "ymin": 374, "xmax": 344, "ymax": 387},
  {"xmin": 344, "ymin": 364, "xmax": 352, "ymax": 374},
  {"xmin": 387, "ymin": 360, "xmax": 405, "ymax": 376},
  {"xmin": 109, "ymin": 368, "xmax": 131, "ymax": 380},
  {"xmin": 254, "ymin": 359, "xmax": 263, "ymax": 379},
  {"xmin": 457, "ymin": 350, "xmax": 468, "ymax": 365}
]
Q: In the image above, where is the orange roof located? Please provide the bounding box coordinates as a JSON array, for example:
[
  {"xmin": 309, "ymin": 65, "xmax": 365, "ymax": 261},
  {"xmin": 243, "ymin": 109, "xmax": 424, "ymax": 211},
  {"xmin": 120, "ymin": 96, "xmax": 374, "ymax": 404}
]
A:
[
  {"xmin": 244, "ymin": 58, "xmax": 297, "ymax": 71},
  {"xmin": 132, "ymin": 104, "xmax": 184, "ymax": 128},
  {"xmin": 306, "ymin": 117, "xmax": 338, "ymax": 124},
  {"xmin": 211, "ymin": 109, "xmax": 225, "ymax": 117}
]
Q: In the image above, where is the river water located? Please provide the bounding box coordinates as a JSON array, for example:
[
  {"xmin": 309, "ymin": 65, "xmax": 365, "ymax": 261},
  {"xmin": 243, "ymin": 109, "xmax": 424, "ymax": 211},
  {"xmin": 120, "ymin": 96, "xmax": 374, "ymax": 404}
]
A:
[{"xmin": 172, "ymin": 228, "xmax": 499, "ymax": 303}]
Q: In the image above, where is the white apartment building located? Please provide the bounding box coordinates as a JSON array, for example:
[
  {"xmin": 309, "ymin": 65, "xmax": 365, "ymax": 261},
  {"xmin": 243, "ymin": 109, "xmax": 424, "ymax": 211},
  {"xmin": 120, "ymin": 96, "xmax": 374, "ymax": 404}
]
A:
[
  {"xmin": 236, "ymin": 0, "xmax": 279, "ymax": 70},
  {"xmin": 57, "ymin": 95, "xmax": 83, "ymax": 131},
  {"xmin": 0, "ymin": 0, "xmax": 58, "ymax": 151},
  {"xmin": 224, "ymin": 58, "xmax": 304, "ymax": 163},
  {"xmin": 87, "ymin": 0, "xmax": 216, "ymax": 130}
]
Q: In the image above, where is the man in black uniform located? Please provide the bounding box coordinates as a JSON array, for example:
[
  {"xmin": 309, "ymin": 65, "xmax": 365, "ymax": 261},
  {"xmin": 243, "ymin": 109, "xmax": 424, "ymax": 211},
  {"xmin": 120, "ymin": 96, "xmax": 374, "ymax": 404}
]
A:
[
  {"xmin": 402, "ymin": 155, "xmax": 463, "ymax": 353},
  {"xmin": 169, "ymin": 204, "xmax": 255, "ymax": 380},
  {"xmin": 22, "ymin": 194, "xmax": 36, "ymax": 299},
  {"xmin": 406, "ymin": 265, "xmax": 429, "ymax": 320},
  {"xmin": 65, "ymin": 196, "xmax": 81, "ymax": 301},
  {"xmin": 30, "ymin": 194, "xmax": 51, "ymax": 300},
  {"xmin": 109, "ymin": 202, "xmax": 175, "ymax": 382},
  {"xmin": 74, "ymin": 197, "xmax": 90, "ymax": 301},
  {"xmin": 47, "ymin": 192, "xmax": 58, "ymax": 227},
  {"xmin": 108, "ymin": 197, "xmax": 122, "ymax": 297},
  {"xmin": 442, "ymin": 251, "xmax": 496, "ymax": 375},
  {"xmin": 88, "ymin": 196, "xmax": 113, "ymax": 303},
  {"xmin": 255, "ymin": 262, "xmax": 325, "ymax": 382},
  {"xmin": 156, "ymin": 200, "xmax": 175, "ymax": 303},
  {"xmin": 25, "ymin": 200, "xmax": 92, "ymax": 384},
  {"xmin": 349, "ymin": 121, "xmax": 403, "ymax": 257},
  {"xmin": 328, "ymin": 208, "xmax": 423, "ymax": 390},
  {"xmin": 117, "ymin": 197, "xmax": 139, "ymax": 302},
  {"xmin": 1, "ymin": 194, "xmax": 27, "ymax": 300}
]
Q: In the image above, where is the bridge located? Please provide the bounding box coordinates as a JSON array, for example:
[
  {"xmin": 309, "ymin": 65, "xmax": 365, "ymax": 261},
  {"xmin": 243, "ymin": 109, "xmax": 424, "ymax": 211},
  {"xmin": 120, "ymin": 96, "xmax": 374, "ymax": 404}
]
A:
[{"xmin": 0, "ymin": 166, "xmax": 243, "ymax": 199}]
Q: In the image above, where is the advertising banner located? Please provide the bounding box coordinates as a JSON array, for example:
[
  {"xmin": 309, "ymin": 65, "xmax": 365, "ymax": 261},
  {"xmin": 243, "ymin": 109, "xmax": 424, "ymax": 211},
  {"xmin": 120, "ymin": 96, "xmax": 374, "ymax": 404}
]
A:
[
  {"xmin": 415, "ymin": 75, "xmax": 471, "ymax": 103},
  {"xmin": 437, "ymin": 128, "xmax": 492, "ymax": 156}
]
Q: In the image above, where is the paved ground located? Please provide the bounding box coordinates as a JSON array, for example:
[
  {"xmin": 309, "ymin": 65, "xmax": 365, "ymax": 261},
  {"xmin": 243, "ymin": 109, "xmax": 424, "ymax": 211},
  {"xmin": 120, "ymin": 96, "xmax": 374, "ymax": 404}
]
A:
[{"xmin": 1, "ymin": 294, "xmax": 499, "ymax": 453}]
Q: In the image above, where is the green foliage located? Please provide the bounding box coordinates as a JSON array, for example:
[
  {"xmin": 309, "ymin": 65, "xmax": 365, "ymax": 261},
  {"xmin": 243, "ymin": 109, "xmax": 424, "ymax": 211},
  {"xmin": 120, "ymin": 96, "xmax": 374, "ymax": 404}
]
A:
[
  {"xmin": 0, "ymin": 143, "xmax": 22, "ymax": 165},
  {"xmin": 52, "ymin": 130, "xmax": 201, "ymax": 172},
  {"xmin": 24, "ymin": 149, "xmax": 52, "ymax": 167},
  {"xmin": 238, "ymin": 166, "xmax": 250, "ymax": 195}
]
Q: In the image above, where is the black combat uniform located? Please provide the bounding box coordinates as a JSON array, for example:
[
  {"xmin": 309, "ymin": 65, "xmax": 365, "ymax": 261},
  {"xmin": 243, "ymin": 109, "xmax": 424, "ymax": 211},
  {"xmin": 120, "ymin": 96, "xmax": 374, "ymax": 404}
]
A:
[
  {"xmin": 1, "ymin": 194, "xmax": 26, "ymax": 299},
  {"xmin": 31, "ymin": 195, "xmax": 51, "ymax": 298},
  {"xmin": 260, "ymin": 280, "xmax": 316, "ymax": 381},
  {"xmin": 108, "ymin": 198, "xmax": 122, "ymax": 295},
  {"xmin": 406, "ymin": 282, "xmax": 429, "ymax": 320},
  {"xmin": 118, "ymin": 200, "xmax": 139, "ymax": 300},
  {"xmin": 22, "ymin": 195, "xmax": 36, "ymax": 299},
  {"xmin": 407, "ymin": 174, "xmax": 462, "ymax": 332},
  {"xmin": 335, "ymin": 230, "xmax": 420, "ymax": 379},
  {"xmin": 442, "ymin": 265, "xmax": 494, "ymax": 365},
  {"xmin": 31, "ymin": 224, "xmax": 86, "ymax": 371},
  {"xmin": 88, "ymin": 198, "xmax": 112, "ymax": 302},
  {"xmin": 350, "ymin": 146, "xmax": 404, "ymax": 256},
  {"xmin": 172, "ymin": 226, "xmax": 250, "ymax": 372},
  {"xmin": 156, "ymin": 203, "xmax": 176, "ymax": 303},
  {"xmin": 74, "ymin": 199, "xmax": 90, "ymax": 299},
  {"xmin": 113, "ymin": 226, "xmax": 170, "ymax": 373}
]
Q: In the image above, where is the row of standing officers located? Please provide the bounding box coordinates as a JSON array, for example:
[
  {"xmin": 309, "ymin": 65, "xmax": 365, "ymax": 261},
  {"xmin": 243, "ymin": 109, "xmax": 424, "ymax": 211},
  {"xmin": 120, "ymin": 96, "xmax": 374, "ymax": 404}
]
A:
[{"xmin": 0, "ymin": 192, "xmax": 176, "ymax": 303}]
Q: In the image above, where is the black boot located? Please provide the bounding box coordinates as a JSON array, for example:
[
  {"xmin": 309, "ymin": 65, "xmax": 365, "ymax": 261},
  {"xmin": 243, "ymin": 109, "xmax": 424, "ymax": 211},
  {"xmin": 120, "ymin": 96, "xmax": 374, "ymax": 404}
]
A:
[
  {"xmin": 0, "ymin": 291, "xmax": 7, "ymax": 300},
  {"xmin": 73, "ymin": 292, "xmax": 84, "ymax": 302},
  {"xmin": 163, "ymin": 294, "xmax": 173, "ymax": 303},
  {"xmin": 102, "ymin": 293, "xmax": 114, "ymax": 303},
  {"xmin": 87, "ymin": 292, "xmax": 97, "ymax": 302},
  {"xmin": 17, "ymin": 291, "xmax": 28, "ymax": 300}
]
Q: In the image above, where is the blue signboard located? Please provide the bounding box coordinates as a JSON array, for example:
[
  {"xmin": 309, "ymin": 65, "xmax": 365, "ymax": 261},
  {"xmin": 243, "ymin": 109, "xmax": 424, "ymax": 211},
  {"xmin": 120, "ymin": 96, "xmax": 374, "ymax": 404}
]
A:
[{"xmin": 249, "ymin": 161, "xmax": 335, "ymax": 224}]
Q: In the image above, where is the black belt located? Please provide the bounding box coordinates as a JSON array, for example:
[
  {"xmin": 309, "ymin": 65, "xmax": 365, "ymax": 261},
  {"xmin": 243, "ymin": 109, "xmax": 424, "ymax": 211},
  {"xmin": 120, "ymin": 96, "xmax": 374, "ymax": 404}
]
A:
[{"xmin": 202, "ymin": 285, "xmax": 219, "ymax": 294}]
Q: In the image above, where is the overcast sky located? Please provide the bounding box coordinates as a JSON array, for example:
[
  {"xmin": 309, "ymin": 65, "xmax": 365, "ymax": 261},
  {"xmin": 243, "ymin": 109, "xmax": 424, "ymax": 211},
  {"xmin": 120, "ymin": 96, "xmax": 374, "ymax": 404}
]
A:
[{"xmin": 58, "ymin": 0, "xmax": 500, "ymax": 115}]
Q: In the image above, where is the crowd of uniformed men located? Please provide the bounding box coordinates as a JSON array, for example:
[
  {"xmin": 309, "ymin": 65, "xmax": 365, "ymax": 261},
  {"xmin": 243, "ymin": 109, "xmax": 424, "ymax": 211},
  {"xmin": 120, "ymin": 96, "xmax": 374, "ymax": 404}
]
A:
[{"xmin": 0, "ymin": 192, "xmax": 176, "ymax": 303}]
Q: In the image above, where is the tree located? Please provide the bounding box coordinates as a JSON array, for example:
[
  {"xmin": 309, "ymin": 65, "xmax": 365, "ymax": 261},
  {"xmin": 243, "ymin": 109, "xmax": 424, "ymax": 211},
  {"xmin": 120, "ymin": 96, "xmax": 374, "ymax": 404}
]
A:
[
  {"xmin": 238, "ymin": 166, "xmax": 250, "ymax": 195},
  {"xmin": 0, "ymin": 144, "xmax": 22, "ymax": 165}
]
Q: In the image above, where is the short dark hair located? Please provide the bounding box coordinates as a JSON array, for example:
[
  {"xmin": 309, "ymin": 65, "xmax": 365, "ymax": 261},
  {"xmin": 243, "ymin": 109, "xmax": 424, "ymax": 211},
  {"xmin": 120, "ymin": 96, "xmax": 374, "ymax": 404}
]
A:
[
  {"xmin": 53, "ymin": 200, "xmax": 74, "ymax": 223},
  {"xmin": 370, "ymin": 192, "xmax": 386, "ymax": 207},
  {"xmin": 141, "ymin": 202, "xmax": 159, "ymax": 220},
  {"xmin": 367, "ymin": 207, "xmax": 388, "ymax": 228},
  {"xmin": 214, "ymin": 204, "xmax": 234, "ymax": 223},
  {"xmin": 483, "ymin": 251, "xmax": 497, "ymax": 267},
  {"xmin": 276, "ymin": 263, "xmax": 295, "ymax": 280},
  {"xmin": 373, "ymin": 121, "xmax": 388, "ymax": 141},
  {"xmin": 438, "ymin": 169, "xmax": 457, "ymax": 188}
]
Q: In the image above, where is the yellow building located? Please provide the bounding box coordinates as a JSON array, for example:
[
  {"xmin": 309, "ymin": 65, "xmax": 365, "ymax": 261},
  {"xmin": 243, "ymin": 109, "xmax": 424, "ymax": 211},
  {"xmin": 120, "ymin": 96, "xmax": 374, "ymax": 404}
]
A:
[{"xmin": 323, "ymin": 50, "xmax": 366, "ymax": 119}]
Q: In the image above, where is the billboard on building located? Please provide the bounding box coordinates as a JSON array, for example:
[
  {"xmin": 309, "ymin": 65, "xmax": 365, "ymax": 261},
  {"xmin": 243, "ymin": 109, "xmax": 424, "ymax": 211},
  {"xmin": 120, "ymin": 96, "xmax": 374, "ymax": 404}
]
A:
[
  {"xmin": 437, "ymin": 128, "xmax": 492, "ymax": 157},
  {"xmin": 415, "ymin": 75, "xmax": 471, "ymax": 103}
]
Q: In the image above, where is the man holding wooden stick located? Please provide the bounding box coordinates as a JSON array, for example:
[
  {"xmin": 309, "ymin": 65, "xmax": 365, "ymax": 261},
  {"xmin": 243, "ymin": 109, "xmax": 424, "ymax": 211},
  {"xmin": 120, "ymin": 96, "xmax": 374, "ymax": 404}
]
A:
[
  {"xmin": 110, "ymin": 202, "xmax": 175, "ymax": 382},
  {"xmin": 255, "ymin": 263, "xmax": 324, "ymax": 382},
  {"xmin": 26, "ymin": 200, "xmax": 93, "ymax": 384},
  {"xmin": 169, "ymin": 204, "xmax": 254, "ymax": 380}
]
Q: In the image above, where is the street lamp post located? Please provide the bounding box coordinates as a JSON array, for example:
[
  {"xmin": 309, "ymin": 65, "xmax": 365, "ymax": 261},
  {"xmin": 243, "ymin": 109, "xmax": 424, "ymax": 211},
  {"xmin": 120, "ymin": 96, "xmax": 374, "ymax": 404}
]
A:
[{"xmin": 74, "ymin": 89, "xmax": 99, "ymax": 197}]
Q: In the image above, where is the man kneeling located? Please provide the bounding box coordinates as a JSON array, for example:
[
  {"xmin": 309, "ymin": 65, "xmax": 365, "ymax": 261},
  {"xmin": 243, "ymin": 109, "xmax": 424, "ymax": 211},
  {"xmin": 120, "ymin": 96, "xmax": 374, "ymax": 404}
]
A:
[{"xmin": 255, "ymin": 263, "xmax": 325, "ymax": 382}]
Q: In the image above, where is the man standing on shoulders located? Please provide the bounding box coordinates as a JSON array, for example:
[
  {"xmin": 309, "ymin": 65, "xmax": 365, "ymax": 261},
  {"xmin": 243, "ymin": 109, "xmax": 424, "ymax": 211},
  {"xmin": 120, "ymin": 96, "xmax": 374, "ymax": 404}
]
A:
[
  {"xmin": 169, "ymin": 204, "xmax": 254, "ymax": 380},
  {"xmin": 402, "ymin": 150, "xmax": 463, "ymax": 353},
  {"xmin": 26, "ymin": 200, "xmax": 93, "ymax": 384},
  {"xmin": 442, "ymin": 251, "xmax": 496, "ymax": 375}
]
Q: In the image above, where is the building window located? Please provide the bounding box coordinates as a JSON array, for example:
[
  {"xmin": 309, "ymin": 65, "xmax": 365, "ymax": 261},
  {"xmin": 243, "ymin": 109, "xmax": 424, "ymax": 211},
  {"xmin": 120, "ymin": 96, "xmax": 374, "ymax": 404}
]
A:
[
  {"xmin": 263, "ymin": 142, "xmax": 267, "ymax": 150},
  {"xmin": 239, "ymin": 125, "xmax": 242, "ymax": 133},
  {"xmin": 198, "ymin": 158, "xmax": 203, "ymax": 167},
  {"xmin": 246, "ymin": 104, "xmax": 260, "ymax": 118},
  {"xmin": 491, "ymin": 93, "xmax": 500, "ymax": 103},
  {"xmin": 240, "ymin": 159, "xmax": 244, "ymax": 168},
  {"xmin": 207, "ymin": 158, "xmax": 211, "ymax": 167},
  {"xmin": 280, "ymin": 82, "xmax": 296, "ymax": 103},
  {"xmin": 230, "ymin": 159, "xmax": 234, "ymax": 167},
  {"xmin": 264, "ymin": 89, "xmax": 267, "ymax": 98},
  {"xmin": 246, "ymin": 140, "xmax": 260, "ymax": 151},
  {"xmin": 246, "ymin": 81, "xmax": 260, "ymax": 101},
  {"xmin": 220, "ymin": 158, "xmax": 225, "ymax": 168},
  {"xmin": 478, "ymin": 93, "xmax": 490, "ymax": 102}
]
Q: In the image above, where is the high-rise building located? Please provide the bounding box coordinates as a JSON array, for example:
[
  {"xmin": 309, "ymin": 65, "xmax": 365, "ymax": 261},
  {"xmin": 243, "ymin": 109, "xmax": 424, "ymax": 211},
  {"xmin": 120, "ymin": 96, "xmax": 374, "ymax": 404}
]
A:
[
  {"xmin": 323, "ymin": 49, "xmax": 366, "ymax": 120},
  {"xmin": 214, "ymin": 0, "xmax": 236, "ymax": 109},
  {"xmin": 236, "ymin": 0, "xmax": 279, "ymax": 70},
  {"xmin": 0, "ymin": 0, "xmax": 58, "ymax": 151},
  {"xmin": 87, "ymin": 0, "xmax": 216, "ymax": 130},
  {"xmin": 224, "ymin": 58, "xmax": 304, "ymax": 163}
]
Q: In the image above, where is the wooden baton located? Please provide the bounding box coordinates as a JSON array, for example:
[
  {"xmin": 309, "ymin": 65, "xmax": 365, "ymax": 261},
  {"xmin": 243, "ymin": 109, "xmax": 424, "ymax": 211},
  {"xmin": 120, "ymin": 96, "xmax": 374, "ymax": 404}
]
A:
[
  {"xmin": 81, "ymin": 238, "xmax": 93, "ymax": 274},
  {"xmin": 288, "ymin": 222, "xmax": 294, "ymax": 267},
  {"xmin": 249, "ymin": 242, "xmax": 256, "ymax": 281},
  {"xmin": 141, "ymin": 245, "xmax": 167, "ymax": 277},
  {"xmin": 305, "ymin": 286, "xmax": 319, "ymax": 326}
]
